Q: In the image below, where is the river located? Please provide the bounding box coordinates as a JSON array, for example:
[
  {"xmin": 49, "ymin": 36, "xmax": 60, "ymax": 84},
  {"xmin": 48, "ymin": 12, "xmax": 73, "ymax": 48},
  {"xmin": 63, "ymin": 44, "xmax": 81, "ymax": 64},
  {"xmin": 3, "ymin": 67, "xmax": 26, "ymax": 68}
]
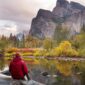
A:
[{"xmin": 0, "ymin": 57, "xmax": 85, "ymax": 85}]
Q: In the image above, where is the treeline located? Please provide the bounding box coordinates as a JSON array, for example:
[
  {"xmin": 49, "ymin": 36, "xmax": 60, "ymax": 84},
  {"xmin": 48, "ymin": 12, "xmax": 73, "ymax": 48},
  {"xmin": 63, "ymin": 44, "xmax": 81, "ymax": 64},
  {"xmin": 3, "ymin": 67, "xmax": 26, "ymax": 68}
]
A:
[{"xmin": 0, "ymin": 25, "xmax": 85, "ymax": 57}]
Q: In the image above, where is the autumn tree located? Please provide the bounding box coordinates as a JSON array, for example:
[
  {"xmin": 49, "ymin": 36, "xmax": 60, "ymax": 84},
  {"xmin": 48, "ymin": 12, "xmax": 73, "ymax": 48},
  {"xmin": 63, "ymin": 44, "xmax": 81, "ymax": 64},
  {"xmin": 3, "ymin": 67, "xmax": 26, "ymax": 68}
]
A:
[
  {"xmin": 25, "ymin": 35, "xmax": 42, "ymax": 48},
  {"xmin": 50, "ymin": 41, "xmax": 78, "ymax": 57},
  {"xmin": 43, "ymin": 38, "xmax": 54, "ymax": 51}
]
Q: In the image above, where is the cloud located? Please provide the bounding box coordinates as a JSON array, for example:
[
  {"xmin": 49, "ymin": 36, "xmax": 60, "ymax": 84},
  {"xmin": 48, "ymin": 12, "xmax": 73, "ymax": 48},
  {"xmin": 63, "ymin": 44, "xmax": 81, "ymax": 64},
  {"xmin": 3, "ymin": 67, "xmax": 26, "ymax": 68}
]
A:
[
  {"xmin": 0, "ymin": 20, "xmax": 18, "ymax": 36},
  {"xmin": 0, "ymin": 27, "xmax": 17, "ymax": 37},
  {"xmin": 0, "ymin": 0, "xmax": 56, "ymax": 22}
]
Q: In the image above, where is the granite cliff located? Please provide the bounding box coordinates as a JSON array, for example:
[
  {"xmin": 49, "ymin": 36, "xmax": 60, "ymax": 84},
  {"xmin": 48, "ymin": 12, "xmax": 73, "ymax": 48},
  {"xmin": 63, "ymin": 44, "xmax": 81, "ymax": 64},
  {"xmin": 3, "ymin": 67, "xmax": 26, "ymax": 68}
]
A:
[{"xmin": 29, "ymin": 0, "xmax": 85, "ymax": 39}]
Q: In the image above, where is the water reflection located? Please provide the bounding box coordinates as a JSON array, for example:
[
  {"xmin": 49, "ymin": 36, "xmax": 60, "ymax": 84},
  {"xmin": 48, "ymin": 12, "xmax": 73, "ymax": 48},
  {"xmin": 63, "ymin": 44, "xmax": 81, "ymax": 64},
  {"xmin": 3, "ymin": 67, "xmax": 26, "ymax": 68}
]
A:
[
  {"xmin": 0, "ymin": 58, "xmax": 85, "ymax": 85},
  {"xmin": 0, "ymin": 49, "xmax": 6, "ymax": 70}
]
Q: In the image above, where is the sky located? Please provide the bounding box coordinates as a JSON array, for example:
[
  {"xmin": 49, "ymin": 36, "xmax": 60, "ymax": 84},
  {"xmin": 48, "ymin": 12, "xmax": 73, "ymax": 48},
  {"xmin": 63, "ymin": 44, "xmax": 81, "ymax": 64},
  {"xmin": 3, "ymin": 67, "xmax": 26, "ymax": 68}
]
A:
[{"xmin": 0, "ymin": 0, "xmax": 85, "ymax": 36}]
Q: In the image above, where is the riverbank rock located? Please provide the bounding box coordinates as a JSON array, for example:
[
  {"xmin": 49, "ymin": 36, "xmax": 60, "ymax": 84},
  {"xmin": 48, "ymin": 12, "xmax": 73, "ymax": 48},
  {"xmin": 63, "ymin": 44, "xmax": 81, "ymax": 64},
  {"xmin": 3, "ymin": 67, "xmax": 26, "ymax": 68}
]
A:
[{"xmin": 10, "ymin": 80, "xmax": 45, "ymax": 85}]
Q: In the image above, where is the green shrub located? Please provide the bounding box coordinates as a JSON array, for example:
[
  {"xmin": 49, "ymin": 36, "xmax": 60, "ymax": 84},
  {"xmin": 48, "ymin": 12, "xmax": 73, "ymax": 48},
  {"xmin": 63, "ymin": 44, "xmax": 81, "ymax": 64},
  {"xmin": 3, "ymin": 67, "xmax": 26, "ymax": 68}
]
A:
[{"xmin": 78, "ymin": 49, "xmax": 85, "ymax": 57}]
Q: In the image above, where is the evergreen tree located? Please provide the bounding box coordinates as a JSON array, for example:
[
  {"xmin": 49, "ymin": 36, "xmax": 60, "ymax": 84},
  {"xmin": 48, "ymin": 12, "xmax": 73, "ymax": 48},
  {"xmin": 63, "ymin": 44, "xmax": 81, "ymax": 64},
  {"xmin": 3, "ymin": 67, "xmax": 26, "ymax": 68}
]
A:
[{"xmin": 54, "ymin": 24, "xmax": 69, "ymax": 43}]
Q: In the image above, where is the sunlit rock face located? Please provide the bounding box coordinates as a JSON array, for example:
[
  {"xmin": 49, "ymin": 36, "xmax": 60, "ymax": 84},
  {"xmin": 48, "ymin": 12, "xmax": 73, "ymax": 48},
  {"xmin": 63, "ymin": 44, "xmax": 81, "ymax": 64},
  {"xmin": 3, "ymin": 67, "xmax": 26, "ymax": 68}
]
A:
[{"xmin": 29, "ymin": 0, "xmax": 85, "ymax": 39}]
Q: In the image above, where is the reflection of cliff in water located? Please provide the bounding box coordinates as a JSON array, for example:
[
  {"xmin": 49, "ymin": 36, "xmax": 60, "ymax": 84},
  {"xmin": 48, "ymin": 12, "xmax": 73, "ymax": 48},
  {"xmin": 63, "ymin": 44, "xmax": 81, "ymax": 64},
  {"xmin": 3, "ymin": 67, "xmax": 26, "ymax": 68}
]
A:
[
  {"xmin": 27, "ymin": 61, "xmax": 85, "ymax": 85},
  {"xmin": 0, "ymin": 59, "xmax": 85, "ymax": 85},
  {"xmin": 0, "ymin": 60, "xmax": 5, "ymax": 70}
]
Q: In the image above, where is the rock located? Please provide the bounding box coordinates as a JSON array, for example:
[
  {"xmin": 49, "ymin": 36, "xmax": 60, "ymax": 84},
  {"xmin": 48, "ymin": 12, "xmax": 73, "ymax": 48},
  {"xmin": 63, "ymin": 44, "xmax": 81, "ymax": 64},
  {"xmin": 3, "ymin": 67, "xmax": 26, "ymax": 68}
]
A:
[
  {"xmin": 36, "ymin": 9, "xmax": 54, "ymax": 19},
  {"xmin": 29, "ymin": 0, "xmax": 85, "ymax": 39},
  {"xmin": 70, "ymin": 1, "xmax": 85, "ymax": 10},
  {"xmin": 10, "ymin": 80, "xmax": 45, "ymax": 85},
  {"xmin": 29, "ymin": 9, "xmax": 56, "ymax": 39}
]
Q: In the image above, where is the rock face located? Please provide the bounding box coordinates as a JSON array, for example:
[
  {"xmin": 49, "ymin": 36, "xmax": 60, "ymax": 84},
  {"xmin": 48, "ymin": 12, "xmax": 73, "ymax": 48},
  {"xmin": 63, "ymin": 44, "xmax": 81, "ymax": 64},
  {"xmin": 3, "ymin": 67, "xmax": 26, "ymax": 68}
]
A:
[
  {"xmin": 29, "ymin": 9, "xmax": 56, "ymax": 39},
  {"xmin": 29, "ymin": 0, "xmax": 85, "ymax": 39}
]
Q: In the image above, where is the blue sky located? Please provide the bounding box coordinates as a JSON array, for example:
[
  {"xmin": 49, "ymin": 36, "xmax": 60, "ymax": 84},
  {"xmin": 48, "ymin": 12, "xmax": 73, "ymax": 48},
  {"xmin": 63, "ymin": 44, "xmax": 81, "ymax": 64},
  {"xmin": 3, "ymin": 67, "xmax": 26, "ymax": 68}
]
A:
[{"xmin": 0, "ymin": 0, "xmax": 85, "ymax": 36}]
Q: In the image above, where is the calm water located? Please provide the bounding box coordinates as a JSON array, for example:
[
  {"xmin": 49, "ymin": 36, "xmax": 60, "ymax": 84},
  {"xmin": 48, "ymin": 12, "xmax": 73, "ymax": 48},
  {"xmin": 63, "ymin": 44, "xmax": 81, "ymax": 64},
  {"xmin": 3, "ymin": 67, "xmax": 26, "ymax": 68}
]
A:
[
  {"xmin": 0, "ymin": 79, "xmax": 11, "ymax": 85},
  {"xmin": 0, "ymin": 59, "xmax": 85, "ymax": 85}
]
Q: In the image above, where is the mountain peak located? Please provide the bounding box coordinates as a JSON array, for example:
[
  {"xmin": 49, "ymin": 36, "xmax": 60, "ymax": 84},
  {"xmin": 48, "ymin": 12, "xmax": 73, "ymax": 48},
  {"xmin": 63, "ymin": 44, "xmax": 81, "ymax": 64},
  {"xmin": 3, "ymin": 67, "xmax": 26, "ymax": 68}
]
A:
[
  {"xmin": 57, "ymin": 0, "xmax": 69, "ymax": 7},
  {"xmin": 36, "ymin": 9, "xmax": 53, "ymax": 19}
]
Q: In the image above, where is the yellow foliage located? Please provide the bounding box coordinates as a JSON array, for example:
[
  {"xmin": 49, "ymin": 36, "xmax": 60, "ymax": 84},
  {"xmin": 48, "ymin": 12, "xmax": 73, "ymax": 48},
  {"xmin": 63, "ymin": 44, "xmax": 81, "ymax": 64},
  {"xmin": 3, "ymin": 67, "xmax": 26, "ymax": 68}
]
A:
[
  {"xmin": 33, "ymin": 50, "xmax": 41, "ymax": 57},
  {"xmin": 33, "ymin": 59, "xmax": 40, "ymax": 65},
  {"xmin": 7, "ymin": 47, "xmax": 18, "ymax": 53},
  {"xmin": 56, "ymin": 61, "xmax": 77, "ymax": 76},
  {"xmin": 34, "ymin": 49, "xmax": 47, "ymax": 57},
  {"xmin": 22, "ymin": 52, "xmax": 33, "ymax": 56},
  {"xmin": 59, "ymin": 41, "xmax": 71, "ymax": 50},
  {"xmin": 51, "ymin": 41, "xmax": 79, "ymax": 57}
]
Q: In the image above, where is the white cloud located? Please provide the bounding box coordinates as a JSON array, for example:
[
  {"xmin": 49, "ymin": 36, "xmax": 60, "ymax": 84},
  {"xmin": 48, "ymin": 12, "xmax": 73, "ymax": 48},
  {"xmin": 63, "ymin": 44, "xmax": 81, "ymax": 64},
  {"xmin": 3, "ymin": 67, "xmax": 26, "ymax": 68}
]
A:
[
  {"xmin": 0, "ymin": 20, "xmax": 18, "ymax": 36},
  {"xmin": 5, "ymin": 26, "xmax": 17, "ymax": 32}
]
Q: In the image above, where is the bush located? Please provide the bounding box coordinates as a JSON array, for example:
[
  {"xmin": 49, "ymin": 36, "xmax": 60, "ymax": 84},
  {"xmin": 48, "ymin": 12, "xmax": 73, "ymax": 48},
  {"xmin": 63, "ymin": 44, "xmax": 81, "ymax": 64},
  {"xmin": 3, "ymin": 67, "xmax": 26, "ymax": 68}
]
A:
[
  {"xmin": 34, "ymin": 49, "xmax": 47, "ymax": 57},
  {"xmin": 48, "ymin": 41, "xmax": 79, "ymax": 57},
  {"xmin": 33, "ymin": 50, "xmax": 42, "ymax": 57},
  {"xmin": 5, "ymin": 53, "xmax": 14, "ymax": 57},
  {"xmin": 7, "ymin": 48, "xmax": 19, "ymax": 53},
  {"xmin": 22, "ymin": 52, "xmax": 33, "ymax": 56},
  {"xmin": 78, "ymin": 49, "xmax": 85, "ymax": 57}
]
